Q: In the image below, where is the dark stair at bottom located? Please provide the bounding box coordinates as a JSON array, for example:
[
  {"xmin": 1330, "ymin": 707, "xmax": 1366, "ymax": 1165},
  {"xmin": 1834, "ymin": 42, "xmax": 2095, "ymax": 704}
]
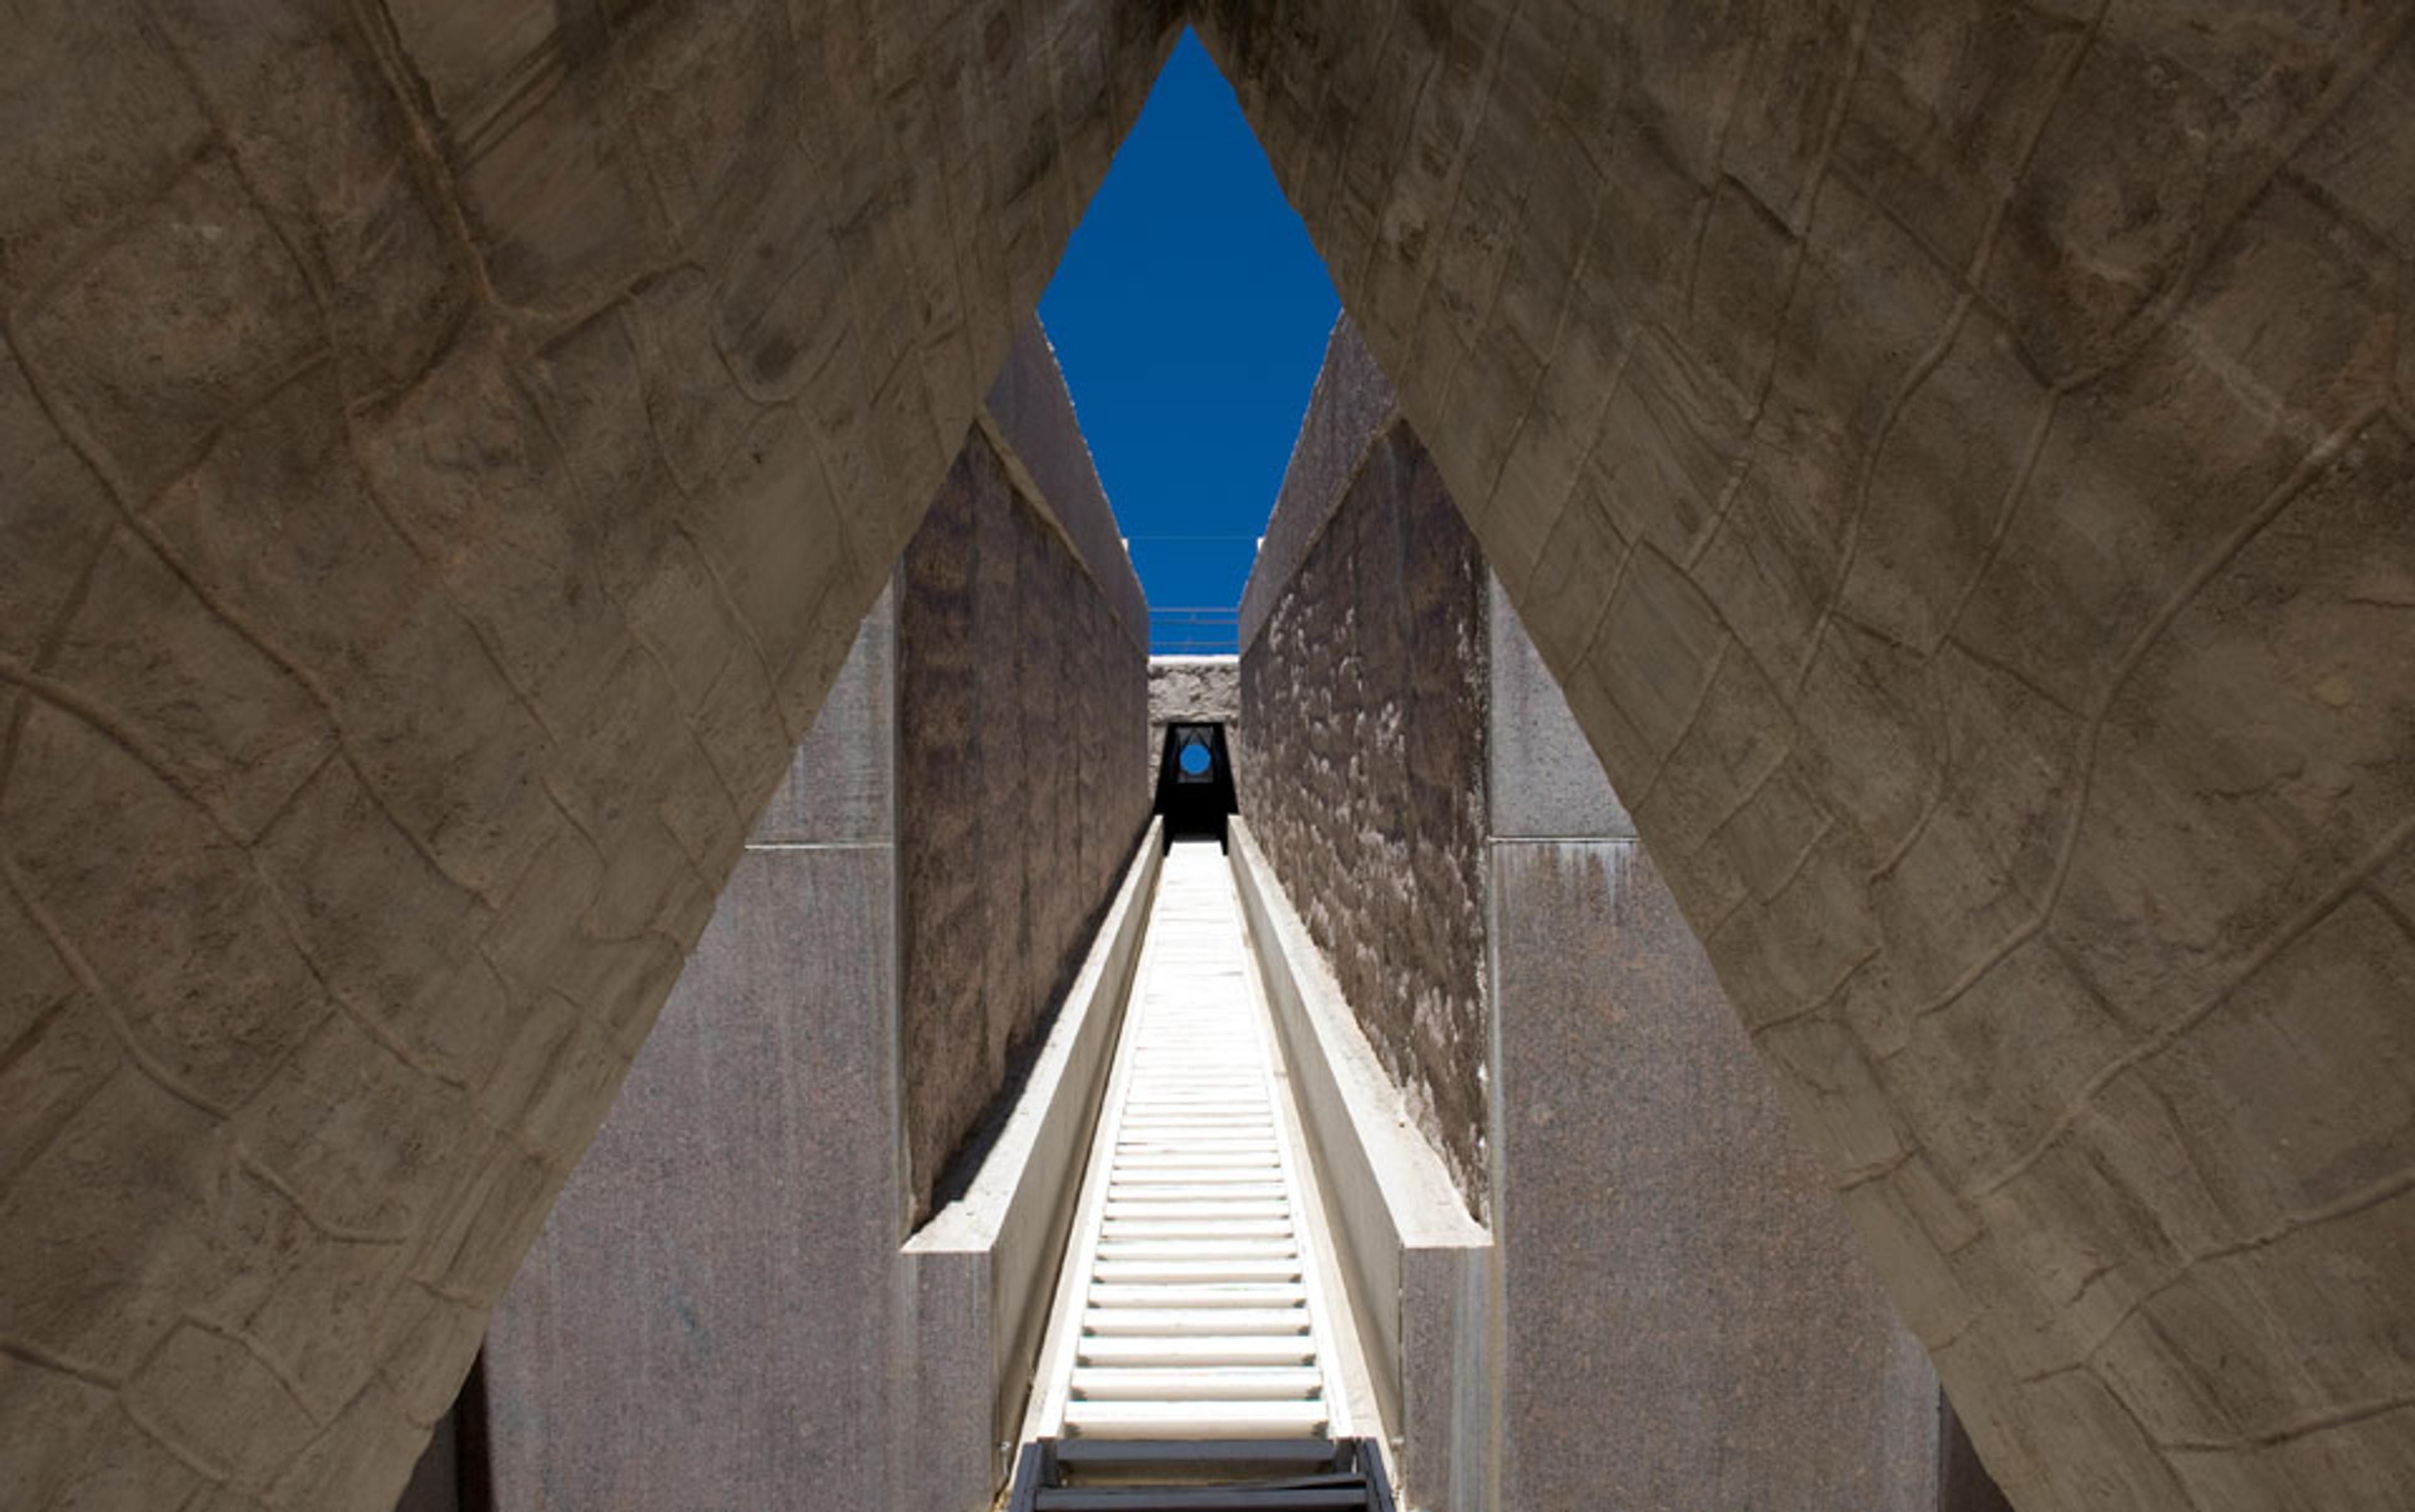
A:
[{"xmin": 1009, "ymin": 1438, "xmax": 1397, "ymax": 1511}]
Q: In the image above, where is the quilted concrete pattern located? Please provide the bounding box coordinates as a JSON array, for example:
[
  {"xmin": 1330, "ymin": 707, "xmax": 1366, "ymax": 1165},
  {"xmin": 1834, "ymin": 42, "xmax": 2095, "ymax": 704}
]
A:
[{"xmin": 0, "ymin": 3, "xmax": 2409, "ymax": 1509}]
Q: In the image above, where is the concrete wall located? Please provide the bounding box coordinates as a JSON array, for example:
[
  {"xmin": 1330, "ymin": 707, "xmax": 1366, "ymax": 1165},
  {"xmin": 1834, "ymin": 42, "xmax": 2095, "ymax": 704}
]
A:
[
  {"xmin": 1199, "ymin": 9, "xmax": 2415, "ymax": 1508},
  {"xmin": 0, "ymin": 9, "xmax": 1181, "ymax": 1508},
  {"xmin": 1487, "ymin": 580, "xmax": 1943, "ymax": 1511},
  {"xmin": 5, "ymin": 6, "xmax": 2411, "ymax": 1509},
  {"xmin": 464, "ymin": 323, "xmax": 1149, "ymax": 1510},
  {"xmin": 1240, "ymin": 321, "xmax": 1962, "ymax": 1508},
  {"xmin": 479, "ymin": 588, "xmax": 902, "ymax": 1511}
]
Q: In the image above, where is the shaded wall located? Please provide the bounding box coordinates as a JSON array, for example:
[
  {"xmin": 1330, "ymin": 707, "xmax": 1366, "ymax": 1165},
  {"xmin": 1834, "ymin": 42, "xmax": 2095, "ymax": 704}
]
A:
[
  {"xmin": 467, "ymin": 323, "xmax": 1149, "ymax": 1509},
  {"xmin": 479, "ymin": 590, "xmax": 901, "ymax": 1512},
  {"xmin": 0, "ymin": 8, "xmax": 1180, "ymax": 1509},
  {"xmin": 1488, "ymin": 579, "xmax": 1945, "ymax": 1511},
  {"xmin": 897, "ymin": 421, "xmax": 1152, "ymax": 1216}
]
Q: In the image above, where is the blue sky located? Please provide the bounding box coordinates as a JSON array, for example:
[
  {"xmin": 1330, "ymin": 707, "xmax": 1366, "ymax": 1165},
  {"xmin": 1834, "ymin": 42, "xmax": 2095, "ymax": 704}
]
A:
[{"xmin": 1038, "ymin": 29, "xmax": 1340, "ymax": 655}]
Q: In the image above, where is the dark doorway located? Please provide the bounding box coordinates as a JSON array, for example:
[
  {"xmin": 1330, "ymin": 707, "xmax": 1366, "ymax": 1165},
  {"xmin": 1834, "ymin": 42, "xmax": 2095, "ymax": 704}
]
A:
[{"xmin": 1154, "ymin": 722, "xmax": 1237, "ymax": 848}]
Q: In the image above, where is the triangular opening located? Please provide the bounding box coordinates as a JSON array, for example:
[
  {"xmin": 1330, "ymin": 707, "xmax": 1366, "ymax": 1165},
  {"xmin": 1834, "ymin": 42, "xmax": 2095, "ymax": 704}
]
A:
[{"xmin": 1040, "ymin": 28, "xmax": 1340, "ymax": 656}]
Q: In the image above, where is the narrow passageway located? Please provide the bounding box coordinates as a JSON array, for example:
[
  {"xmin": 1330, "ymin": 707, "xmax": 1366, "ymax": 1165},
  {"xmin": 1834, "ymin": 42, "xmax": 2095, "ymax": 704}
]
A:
[{"xmin": 1016, "ymin": 842, "xmax": 1393, "ymax": 1508}]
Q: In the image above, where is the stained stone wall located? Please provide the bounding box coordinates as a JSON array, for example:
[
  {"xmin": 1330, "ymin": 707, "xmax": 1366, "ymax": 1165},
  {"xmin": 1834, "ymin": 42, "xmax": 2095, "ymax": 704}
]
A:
[
  {"xmin": 1237, "ymin": 408, "xmax": 1491, "ymax": 1211},
  {"xmin": 1146, "ymin": 655, "xmax": 1240, "ymax": 788},
  {"xmin": 897, "ymin": 428, "xmax": 1151, "ymax": 1220},
  {"xmin": 1198, "ymin": 7, "xmax": 2415, "ymax": 1508}
]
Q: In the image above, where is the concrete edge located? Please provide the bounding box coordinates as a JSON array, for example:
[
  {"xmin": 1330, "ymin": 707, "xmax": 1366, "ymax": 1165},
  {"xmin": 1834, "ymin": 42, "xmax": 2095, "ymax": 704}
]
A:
[
  {"xmin": 972, "ymin": 409, "xmax": 1150, "ymax": 658},
  {"xmin": 976, "ymin": 319, "xmax": 1150, "ymax": 652},
  {"xmin": 1238, "ymin": 319, "xmax": 1401, "ymax": 653},
  {"xmin": 1225, "ymin": 818, "xmax": 1492, "ymax": 1508},
  {"xmin": 899, "ymin": 818, "xmax": 1167, "ymax": 1498}
]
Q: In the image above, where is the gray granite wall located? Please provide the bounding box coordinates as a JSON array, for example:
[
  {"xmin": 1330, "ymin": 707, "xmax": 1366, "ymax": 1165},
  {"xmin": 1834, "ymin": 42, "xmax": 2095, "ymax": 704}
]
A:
[
  {"xmin": 478, "ymin": 589, "xmax": 902, "ymax": 1512},
  {"xmin": 1238, "ymin": 417, "xmax": 1491, "ymax": 1213},
  {"xmin": 1488, "ymin": 578, "xmax": 1949, "ymax": 1511}
]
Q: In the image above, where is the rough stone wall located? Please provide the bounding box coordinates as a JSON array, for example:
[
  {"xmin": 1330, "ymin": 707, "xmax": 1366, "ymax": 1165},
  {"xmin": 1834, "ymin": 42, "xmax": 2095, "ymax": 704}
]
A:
[
  {"xmin": 1146, "ymin": 655, "xmax": 1240, "ymax": 786},
  {"xmin": 1238, "ymin": 418, "xmax": 1490, "ymax": 1211},
  {"xmin": 0, "ymin": 5, "xmax": 1179, "ymax": 1509},
  {"xmin": 1199, "ymin": 6, "xmax": 2415, "ymax": 1508},
  {"xmin": 897, "ymin": 426, "xmax": 1150, "ymax": 1219}
]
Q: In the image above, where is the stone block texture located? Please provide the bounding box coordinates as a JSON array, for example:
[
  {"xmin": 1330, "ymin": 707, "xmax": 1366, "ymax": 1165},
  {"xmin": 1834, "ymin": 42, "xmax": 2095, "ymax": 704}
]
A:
[
  {"xmin": 1, "ymin": 2, "xmax": 2411, "ymax": 1509},
  {"xmin": 1147, "ymin": 655, "xmax": 1240, "ymax": 786},
  {"xmin": 1197, "ymin": 5, "xmax": 2415, "ymax": 1508},
  {"xmin": 1238, "ymin": 405, "xmax": 1491, "ymax": 1211}
]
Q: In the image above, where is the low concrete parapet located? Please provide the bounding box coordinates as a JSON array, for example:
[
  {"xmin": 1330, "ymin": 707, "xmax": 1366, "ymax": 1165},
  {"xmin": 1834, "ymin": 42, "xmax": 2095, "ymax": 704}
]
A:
[
  {"xmin": 898, "ymin": 820, "xmax": 1165, "ymax": 1505},
  {"xmin": 1227, "ymin": 818, "xmax": 1494, "ymax": 1512}
]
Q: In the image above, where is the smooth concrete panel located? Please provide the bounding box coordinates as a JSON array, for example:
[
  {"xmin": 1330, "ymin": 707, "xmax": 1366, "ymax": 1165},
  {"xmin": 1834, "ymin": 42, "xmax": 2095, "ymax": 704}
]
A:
[
  {"xmin": 1492, "ymin": 838, "xmax": 1938, "ymax": 1511},
  {"xmin": 1485, "ymin": 575, "xmax": 1631, "ymax": 841},
  {"xmin": 484, "ymin": 841, "xmax": 898, "ymax": 1511}
]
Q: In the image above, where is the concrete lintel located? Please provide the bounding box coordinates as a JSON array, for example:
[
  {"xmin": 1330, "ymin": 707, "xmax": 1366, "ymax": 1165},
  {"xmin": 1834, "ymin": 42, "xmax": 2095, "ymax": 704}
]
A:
[
  {"xmin": 1225, "ymin": 818, "xmax": 1494, "ymax": 1512},
  {"xmin": 899, "ymin": 818, "xmax": 1167, "ymax": 1503}
]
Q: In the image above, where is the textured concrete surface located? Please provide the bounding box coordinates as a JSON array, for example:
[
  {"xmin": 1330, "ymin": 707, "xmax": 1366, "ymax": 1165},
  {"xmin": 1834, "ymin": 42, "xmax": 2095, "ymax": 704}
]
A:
[
  {"xmin": 1197, "ymin": 7, "xmax": 2415, "ymax": 1507},
  {"xmin": 4, "ymin": 4, "xmax": 2412, "ymax": 1509},
  {"xmin": 1239, "ymin": 417, "xmax": 1491, "ymax": 1213},
  {"xmin": 480, "ymin": 594, "xmax": 900, "ymax": 1512},
  {"xmin": 1146, "ymin": 655, "xmax": 1239, "ymax": 786},
  {"xmin": 896, "ymin": 425, "xmax": 1150, "ymax": 1219},
  {"xmin": 0, "ymin": 6, "xmax": 1179, "ymax": 1508}
]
